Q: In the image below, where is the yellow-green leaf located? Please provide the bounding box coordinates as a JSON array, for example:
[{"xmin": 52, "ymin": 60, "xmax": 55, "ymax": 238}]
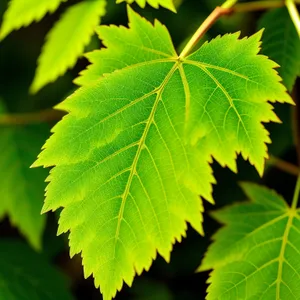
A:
[
  {"xmin": 34, "ymin": 8, "xmax": 292, "ymax": 300},
  {"xmin": 201, "ymin": 182, "xmax": 300, "ymax": 300},
  {"xmin": 0, "ymin": 0, "xmax": 67, "ymax": 40},
  {"xmin": 30, "ymin": 0, "xmax": 106, "ymax": 93},
  {"xmin": 116, "ymin": 0, "xmax": 176, "ymax": 12}
]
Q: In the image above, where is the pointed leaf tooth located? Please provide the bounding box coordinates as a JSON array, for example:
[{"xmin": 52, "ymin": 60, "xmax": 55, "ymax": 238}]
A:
[{"xmin": 116, "ymin": 0, "xmax": 176, "ymax": 12}]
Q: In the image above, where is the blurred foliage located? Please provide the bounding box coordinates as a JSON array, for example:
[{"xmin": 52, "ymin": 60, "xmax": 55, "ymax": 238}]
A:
[
  {"xmin": 0, "ymin": 0, "xmax": 298, "ymax": 299},
  {"xmin": 0, "ymin": 239, "xmax": 74, "ymax": 300}
]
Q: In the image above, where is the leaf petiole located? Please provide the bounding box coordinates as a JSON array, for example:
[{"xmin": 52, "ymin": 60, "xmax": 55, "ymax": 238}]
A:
[
  {"xmin": 179, "ymin": 0, "xmax": 300, "ymax": 58},
  {"xmin": 267, "ymin": 156, "xmax": 300, "ymax": 177},
  {"xmin": 0, "ymin": 109, "xmax": 65, "ymax": 125},
  {"xmin": 178, "ymin": 6, "xmax": 231, "ymax": 58},
  {"xmin": 235, "ymin": 1, "xmax": 290, "ymax": 12}
]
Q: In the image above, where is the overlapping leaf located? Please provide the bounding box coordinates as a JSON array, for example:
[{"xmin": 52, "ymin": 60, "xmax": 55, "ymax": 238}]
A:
[
  {"xmin": 0, "ymin": 240, "xmax": 74, "ymax": 300},
  {"xmin": 0, "ymin": 0, "xmax": 66, "ymax": 40},
  {"xmin": 116, "ymin": 0, "xmax": 175, "ymax": 11},
  {"xmin": 34, "ymin": 8, "xmax": 292, "ymax": 300},
  {"xmin": 258, "ymin": 7, "xmax": 300, "ymax": 92},
  {"xmin": 201, "ymin": 183, "xmax": 300, "ymax": 300},
  {"xmin": 0, "ymin": 101, "xmax": 48, "ymax": 249},
  {"xmin": 30, "ymin": 0, "xmax": 106, "ymax": 93}
]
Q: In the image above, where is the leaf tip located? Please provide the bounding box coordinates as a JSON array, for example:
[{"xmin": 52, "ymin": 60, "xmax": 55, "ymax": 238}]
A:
[
  {"xmin": 31, "ymin": 154, "xmax": 45, "ymax": 168},
  {"xmin": 0, "ymin": 24, "xmax": 10, "ymax": 41},
  {"xmin": 41, "ymin": 204, "xmax": 50, "ymax": 214},
  {"xmin": 30, "ymin": 161, "xmax": 38, "ymax": 168},
  {"xmin": 257, "ymin": 164, "xmax": 265, "ymax": 178},
  {"xmin": 29, "ymin": 80, "xmax": 42, "ymax": 95},
  {"xmin": 126, "ymin": 4, "xmax": 145, "ymax": 28},
  {"xmin": 0, "ymin": 32, "xmax": 6, "ymax": 41},
  {"xmin": 168, "ymin": 2, "xmax": 177, "ymax": 13},
  {"xmin": 195, "ymin": 263, "xmax": 206, "ymax": 273}
]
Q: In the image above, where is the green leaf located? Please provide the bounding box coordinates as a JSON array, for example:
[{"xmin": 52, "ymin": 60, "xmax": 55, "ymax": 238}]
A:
[
  {"xmin": 201, "ymin": 183, "xmax": 300, "ymax": 300},
  {"xmin": 0, "ymin": 239, "xmax": 74, "ymax": 300},
  {"xmin": 30, "ymin": 0, "xmax": 106, "ymax": 94},
  {"xmin": 116, "ymin": 0, "xmax": 175, "ymax": 12},
  {"xmin": 258, "ymin": 7, "xmax": 300, "ymax": 92},
  {"xmin": 0, "ymin": 102, "xmax": 48, "ymax": 250},
  {"xmin": 0, "ymin": 0, "xmax": 67, "ymax": 40},
  {"xmin": 34, "ymin": 8, "xmax": 292, "ymax": 300}
]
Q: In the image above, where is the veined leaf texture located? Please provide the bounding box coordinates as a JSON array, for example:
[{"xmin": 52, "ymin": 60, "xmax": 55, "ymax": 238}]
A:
[
  {"xmin": 34, "ymin": 7, "xmax": 293, "ymax": 300},
  {"xmin": 201, "ymin": 183, "xmax": 300, "ymax": 300}
]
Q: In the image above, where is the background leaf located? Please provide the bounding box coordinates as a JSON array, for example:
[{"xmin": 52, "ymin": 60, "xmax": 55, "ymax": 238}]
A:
[
  {"xmin": 201, "ymin": 183, "xmax": 300, "ymax": 300},
  {"xmin": 258, "ymin": 7, "xmax": 300, "ymax": 92},
  {"xmin": 0, "ymin": 239, "xmax": 74, "ymax": 300},
  {"xmin": 34, "ymin": 8, "xmax": 292, "ymax": 300},
  {"xmin": 0, "ymin": 0, "xmax": 66, "ymax": 40},
  {"xmin": 0, "ymin": 101, "xmax": 48, "ymax": 250},
  {"xmin": 30, "ymin": 0, "xmax": 106, "ymax": 94}
]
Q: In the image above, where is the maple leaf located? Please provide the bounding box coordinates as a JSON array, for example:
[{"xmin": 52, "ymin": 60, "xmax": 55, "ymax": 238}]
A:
[
  {"xmin": 34, "ymin": 7, "xmax": 292, "ymax": 300},
  {"xmin": 201, "ymin": 182, "xmax": 300, "ymax": 300}
]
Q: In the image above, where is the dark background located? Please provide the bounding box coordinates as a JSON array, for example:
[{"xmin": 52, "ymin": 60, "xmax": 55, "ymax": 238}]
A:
[{"xmin": 0, "ymin": 0, "xmax": 298, "ymax": 299}]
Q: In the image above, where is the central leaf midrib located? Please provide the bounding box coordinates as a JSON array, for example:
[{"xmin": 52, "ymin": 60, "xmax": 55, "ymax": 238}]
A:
[
  {"xmin": 113, "ymin": 61, "xmax": 180, "ymax": 250},
  {"xmin": 276, "ymin": 208, "xmax": 297, "ymax": 299},
  {"xmin": 216, "ymin": 210, "xmax": 296, "ymax": 298}
]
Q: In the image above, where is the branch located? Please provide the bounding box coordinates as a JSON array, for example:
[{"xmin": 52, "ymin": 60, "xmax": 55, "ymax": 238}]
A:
[
  {"xmin": 234, "ymin": 0, "xmax": 300, "ymax": 12},
  {"xmin": 179, "ymin": 0, "xmax": 300, "ymax": 58},
  {"xmin": 0, "ymin": 109, "xmax": 65, "ymax": 125},
  {"xmin": 234, "ymin": 1, "xmax": 287, "ymax": 12},
  {"xmin": 267, "ymin": 155, "xmax": 300, "ymax": 176}
]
